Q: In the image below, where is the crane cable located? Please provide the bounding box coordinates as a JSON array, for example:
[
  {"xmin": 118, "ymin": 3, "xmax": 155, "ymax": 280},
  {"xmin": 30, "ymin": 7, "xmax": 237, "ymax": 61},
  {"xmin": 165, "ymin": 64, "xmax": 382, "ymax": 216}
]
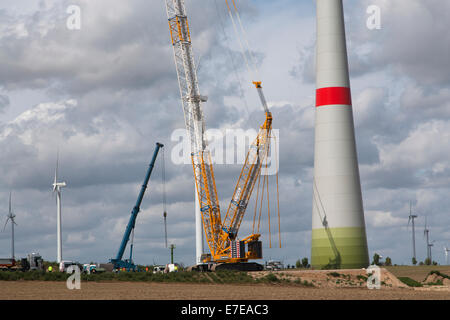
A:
[
  {"xmin": 213, "ymin": 0, "xmax": 250, "ymax": 117},
  {"xmin": 230, "ymin": 0, "xmax": 260, "ymax": 76},
  {"xmin": 224, "ymin": 0, "xmax": 282, "ymax": 248},
  {"xmin": 224, "ymin": 0, "xmax": 260, "ymax": 80},
  {"xmin": 274, "ymin": 134, "xmax": 281, "ymax": 248},
  {"xmin": 265, "ymin": 158, "xmax": 271, "ymax": 248},
  {"xmin": 162, "ymin": 146, "xmax": 168, "ymax": 248},
  {"xmin": 224, "ymin": 0, "xmax": 254, "ymax": 79}
]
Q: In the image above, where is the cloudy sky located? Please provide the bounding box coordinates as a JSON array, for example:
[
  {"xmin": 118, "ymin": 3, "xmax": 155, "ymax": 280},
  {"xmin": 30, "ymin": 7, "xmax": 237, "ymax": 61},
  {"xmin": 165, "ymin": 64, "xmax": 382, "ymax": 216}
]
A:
[{"xmin": 0, "ymin": 0, "xmax": 449, "ymax": 267}]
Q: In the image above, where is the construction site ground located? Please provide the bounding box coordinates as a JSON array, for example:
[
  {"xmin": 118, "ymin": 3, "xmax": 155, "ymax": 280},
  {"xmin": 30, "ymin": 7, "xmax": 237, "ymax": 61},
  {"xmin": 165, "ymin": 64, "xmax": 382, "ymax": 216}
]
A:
[{"xmin": 1, "ymin": 267, "xmax": 449, "ymax": 300}]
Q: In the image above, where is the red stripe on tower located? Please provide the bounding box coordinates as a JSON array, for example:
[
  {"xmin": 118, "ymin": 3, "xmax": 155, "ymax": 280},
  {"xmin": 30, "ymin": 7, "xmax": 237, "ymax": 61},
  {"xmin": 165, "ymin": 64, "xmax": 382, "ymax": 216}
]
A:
[{"xmin": 316, "ymin": 87, "xmax": 352, "ymax": 107}]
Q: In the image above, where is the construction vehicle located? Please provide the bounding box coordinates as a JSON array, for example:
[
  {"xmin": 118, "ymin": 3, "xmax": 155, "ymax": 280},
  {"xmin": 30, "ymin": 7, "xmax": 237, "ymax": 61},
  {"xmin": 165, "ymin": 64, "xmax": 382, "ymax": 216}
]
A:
[
  {"xmin": 27, "ymin": 253, "xmax": 44, "ymax": 271},
  {"xmin": 153, "ymin": 265, "xmax": 165, "ymax": 273},
  {"xmin": 0, "ymin": 258, "xmax": 16, "ymax": 271},
  {"xmin": 83, "ymin": 263, "xmax": 106, "ymax": 274},
  {"xmin": 0, "ymin": 258, "xmax": 29, "ymax": 271},
  {"xmin": 110, "ymin": 143, "xmax": 164, "ymax": 271},
  {"xmin": 265, "ymin": 260, "xmax": 284, "ymax": 271},
  {"xmin": 165, "ymin": 0, "xmax": 277, "ymax": 271},
  {"xmin": 0, "ymin": 253, "xmax": 44, "ymax": 271}
]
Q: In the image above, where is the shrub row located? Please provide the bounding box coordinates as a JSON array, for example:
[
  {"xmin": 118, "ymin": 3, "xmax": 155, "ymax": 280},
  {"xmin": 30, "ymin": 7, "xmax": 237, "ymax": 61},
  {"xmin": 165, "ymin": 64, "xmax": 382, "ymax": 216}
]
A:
[
  {"xmin": 0, "ymin": 270, "xmax": 318, "ymax": 287},
  {"xmin": 0, "ymin": 270, "xmax": 254, "ymax": 284}
]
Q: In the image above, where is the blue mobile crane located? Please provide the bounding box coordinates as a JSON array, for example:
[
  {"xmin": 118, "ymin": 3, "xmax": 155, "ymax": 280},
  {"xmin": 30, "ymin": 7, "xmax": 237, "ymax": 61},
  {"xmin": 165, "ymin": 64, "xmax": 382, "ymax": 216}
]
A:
[{"xmin": 110, "ymin": 142, "xmax": 164, "ymax": 271}]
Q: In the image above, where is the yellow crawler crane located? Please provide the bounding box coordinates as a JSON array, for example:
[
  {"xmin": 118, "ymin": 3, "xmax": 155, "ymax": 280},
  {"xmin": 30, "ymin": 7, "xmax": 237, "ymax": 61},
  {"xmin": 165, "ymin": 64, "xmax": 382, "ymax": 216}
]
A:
[
  {"xmin": 165, "ymin": 0, "xmax": 278, "ymax": 271},
  {"xmin": 215, "ymin": 82, "xmax": 273, "ymax": 267}
]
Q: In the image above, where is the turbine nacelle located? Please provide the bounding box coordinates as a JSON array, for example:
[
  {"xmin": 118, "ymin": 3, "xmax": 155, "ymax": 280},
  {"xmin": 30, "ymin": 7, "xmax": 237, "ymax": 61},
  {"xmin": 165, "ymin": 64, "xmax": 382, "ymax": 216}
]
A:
[
  {"xmin": 52, "ymin": 149, "xmax": 66, "ymax": 191},
  {"xmin": 53, "ymin": 181, "xmax": 67, "ymax": 191}
]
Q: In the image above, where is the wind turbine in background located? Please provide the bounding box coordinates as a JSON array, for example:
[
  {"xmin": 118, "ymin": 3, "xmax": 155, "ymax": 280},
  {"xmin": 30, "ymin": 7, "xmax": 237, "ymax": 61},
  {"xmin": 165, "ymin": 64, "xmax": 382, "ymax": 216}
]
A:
[
  {"xmin": 3, "ymin": 192, "xmax": 17, "ymax": 260},
  {"xmin": 423, "ymin": 216, "xmax": 434, "ymax": 263},
  {"xmin": 444, "ymin": 247, "xmax": 450, "ymax": 265},
  {"xmin": 407, "ymin": 201, "xmax": 418, "ymax": 264},
  {"xmin": 52, "ymin": 151, "xmax": 67, "ymax": 264}
]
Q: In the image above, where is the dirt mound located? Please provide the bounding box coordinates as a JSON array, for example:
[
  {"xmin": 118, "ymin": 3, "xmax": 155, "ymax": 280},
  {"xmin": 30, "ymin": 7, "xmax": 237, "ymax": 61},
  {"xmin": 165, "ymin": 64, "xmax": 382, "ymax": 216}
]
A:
[
  {"xmin": 250, "ymin": 268, "xmax": 408, "ymax": 289},
  {"xmin": 423, "ymin": 272, "xmax": 450, "ymax": 287}
]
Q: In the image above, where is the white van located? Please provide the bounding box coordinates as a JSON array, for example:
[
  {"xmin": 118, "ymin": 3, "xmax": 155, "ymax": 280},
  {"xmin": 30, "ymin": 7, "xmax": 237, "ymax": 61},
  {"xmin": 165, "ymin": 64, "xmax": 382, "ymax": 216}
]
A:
[{"xmin": 59, "ymin": 260, "xmax": 79, "ymax": 273}]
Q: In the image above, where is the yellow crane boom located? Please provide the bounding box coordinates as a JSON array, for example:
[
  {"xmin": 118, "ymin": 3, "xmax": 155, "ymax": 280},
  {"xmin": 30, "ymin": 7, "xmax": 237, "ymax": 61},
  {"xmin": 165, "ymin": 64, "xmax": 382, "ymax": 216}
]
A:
[
  {"xmin": 165, "ymin": 0, "xmax": 225, "ymax": 260},
  {"xmin": 165, "ymin": 0, "xmax": 278, "ymax": 270}
]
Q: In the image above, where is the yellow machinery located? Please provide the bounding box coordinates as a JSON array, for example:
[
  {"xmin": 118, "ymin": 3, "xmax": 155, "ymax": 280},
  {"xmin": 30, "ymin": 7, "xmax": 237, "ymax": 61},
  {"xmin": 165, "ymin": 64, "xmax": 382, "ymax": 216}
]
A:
[{"xmin": 165, "ymin": 0, "xmax": 277, "ymax": 271}]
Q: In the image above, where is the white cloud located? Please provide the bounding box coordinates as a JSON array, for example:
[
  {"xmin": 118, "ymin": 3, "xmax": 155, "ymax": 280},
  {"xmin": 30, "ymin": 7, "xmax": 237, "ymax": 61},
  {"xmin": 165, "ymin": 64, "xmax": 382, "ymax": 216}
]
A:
[{"xmin": 366, "ymin": 210, "xmax": 406, "ymax": 228}]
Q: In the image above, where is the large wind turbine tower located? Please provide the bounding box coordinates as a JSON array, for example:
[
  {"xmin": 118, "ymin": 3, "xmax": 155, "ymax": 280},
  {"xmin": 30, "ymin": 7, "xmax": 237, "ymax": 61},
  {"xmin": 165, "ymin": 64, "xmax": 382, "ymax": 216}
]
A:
[
  {"xmin": 311, "ymin": 0, "xmax": 369, "ymax": 269},
  {"xmin": 52, "ymin": 153, "xmax": 67, "ymax": 264}
]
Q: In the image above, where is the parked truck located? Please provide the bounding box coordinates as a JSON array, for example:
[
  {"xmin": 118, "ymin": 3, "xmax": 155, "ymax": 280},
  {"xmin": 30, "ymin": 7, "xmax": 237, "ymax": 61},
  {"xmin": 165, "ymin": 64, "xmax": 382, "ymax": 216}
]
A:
[
  {"xmin": 0, "ymin": 258, "xmax": 16, "ymax": 270},
  {"xmin": 82, "ymin": 263, "xmax": 106, "ymax": 274},
  {"xmin": 0, "ymin": 254, "xmax": 43, "ymax": 272},
  {"xmin": 27, "ymin": 253, "xmax": 44, "ymax": 271}
]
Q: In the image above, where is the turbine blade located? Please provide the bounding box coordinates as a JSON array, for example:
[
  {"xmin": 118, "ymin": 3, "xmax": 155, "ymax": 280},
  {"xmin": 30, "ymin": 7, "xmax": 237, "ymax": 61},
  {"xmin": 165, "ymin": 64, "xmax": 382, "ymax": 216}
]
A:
[
  {"xmin": 54, "ymin": 148, "xmax": 59, "ymax": 186},
  {"xmin": 2, "ymin": 217, "xmax": 10, "ymax": 232}
]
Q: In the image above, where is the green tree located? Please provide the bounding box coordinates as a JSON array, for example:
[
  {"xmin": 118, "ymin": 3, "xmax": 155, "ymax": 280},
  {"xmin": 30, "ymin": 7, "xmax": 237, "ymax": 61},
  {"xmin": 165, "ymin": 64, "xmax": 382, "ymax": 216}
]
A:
[
  {"xmin": 424, "ymin": 258, "xmax": 431, "ymax": 266},
  {"xmin": 295, "ymin": 259, "xmax": 301, "ymax": 268},
  {"xmin": 372, "ymin": 253, "xmax": 380, "ymax": 266},
  {"xmin": 385, "ymin": 257, "xmax": 392, "ymax": 266},
  {"xmin": 301, "ymin": 257, "xmax": 309, "ymax": 268},
  {"xmin": 412, "ymin": 257, "xmax": 417, "ymax": 265}
]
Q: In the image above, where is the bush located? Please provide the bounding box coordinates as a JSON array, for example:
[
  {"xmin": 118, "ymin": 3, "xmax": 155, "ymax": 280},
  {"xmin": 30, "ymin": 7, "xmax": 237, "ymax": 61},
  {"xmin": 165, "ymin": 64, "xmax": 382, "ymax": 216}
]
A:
[
  {"xmin": 356, "ymin": 275, "xmax": 367, "ymax": 282},
  {"xmin": 372, "ymin": 253, "xmax": 380, "ymax": 266},
  {"xmin": 385, "ymin": 257, "xmax": 392, "ymax": 266},
  {"xmin": 398, "ymin": 277, "xmax": 423, "ymax": 287},
  {"xmin": 429, "ymin": 270, "xmax": 450, "ymax": 280},
  {"xmin": 327, "ymin": 272, "xmax": 341, "ymax": 278},
  {"xmin": 301, "ymin": 257, "xmax": 309, "ymax": 268},
  {"xmin": 426, "ymin": 279, "xmax": 443, "ymax": 286},
  {"xmin": 261, "ymin": 273, "xmax": 280, "ymax": 283},
  {"xmin": 0, "ymin": 269, "xmax": 286, "ymax": 285}
]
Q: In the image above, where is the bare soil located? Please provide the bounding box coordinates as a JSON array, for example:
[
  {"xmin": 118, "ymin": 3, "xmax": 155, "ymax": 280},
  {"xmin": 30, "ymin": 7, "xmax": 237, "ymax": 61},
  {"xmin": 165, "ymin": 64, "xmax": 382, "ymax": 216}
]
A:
[
  {"xmin": 0, "ymin": 280, "xmax": 448, "ymax": 300},
  {"xmin": 1, "ymin": 267, "xmax": 449, "ymax": 300}
]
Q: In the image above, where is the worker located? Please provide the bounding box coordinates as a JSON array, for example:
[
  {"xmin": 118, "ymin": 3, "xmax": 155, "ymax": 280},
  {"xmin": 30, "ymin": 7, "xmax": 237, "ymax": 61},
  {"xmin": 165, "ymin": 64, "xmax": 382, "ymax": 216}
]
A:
[{"xmin": 48, "ymin": 265, "xmax": 53, "ymax": 272}]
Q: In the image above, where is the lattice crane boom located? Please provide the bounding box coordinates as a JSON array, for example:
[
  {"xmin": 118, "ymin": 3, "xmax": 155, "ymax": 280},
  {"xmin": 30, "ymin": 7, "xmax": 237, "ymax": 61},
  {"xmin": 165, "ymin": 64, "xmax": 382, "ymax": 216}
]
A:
[
  {"xmin": 165, "ymin": 0, "xmax": 225, "ymax": 259},
  {"xmin": 165, "ymin": 0, "xmax": 279, "ymax": 268},
  {"xmin": 221, "ymin": 82, "xmax": 272, "ymax": 244}
]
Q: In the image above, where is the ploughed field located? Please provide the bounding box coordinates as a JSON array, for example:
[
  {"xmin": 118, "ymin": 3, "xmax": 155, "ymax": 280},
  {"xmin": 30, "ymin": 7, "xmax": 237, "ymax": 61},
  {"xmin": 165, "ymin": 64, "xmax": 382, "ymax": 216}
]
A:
[
  {"xmin": 0, "ymin": 267, "xmax": 449, "ymax": 300},
  {"xmin": 1, "ymin": 281, "xmax": 449, "ymax": 300}
]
